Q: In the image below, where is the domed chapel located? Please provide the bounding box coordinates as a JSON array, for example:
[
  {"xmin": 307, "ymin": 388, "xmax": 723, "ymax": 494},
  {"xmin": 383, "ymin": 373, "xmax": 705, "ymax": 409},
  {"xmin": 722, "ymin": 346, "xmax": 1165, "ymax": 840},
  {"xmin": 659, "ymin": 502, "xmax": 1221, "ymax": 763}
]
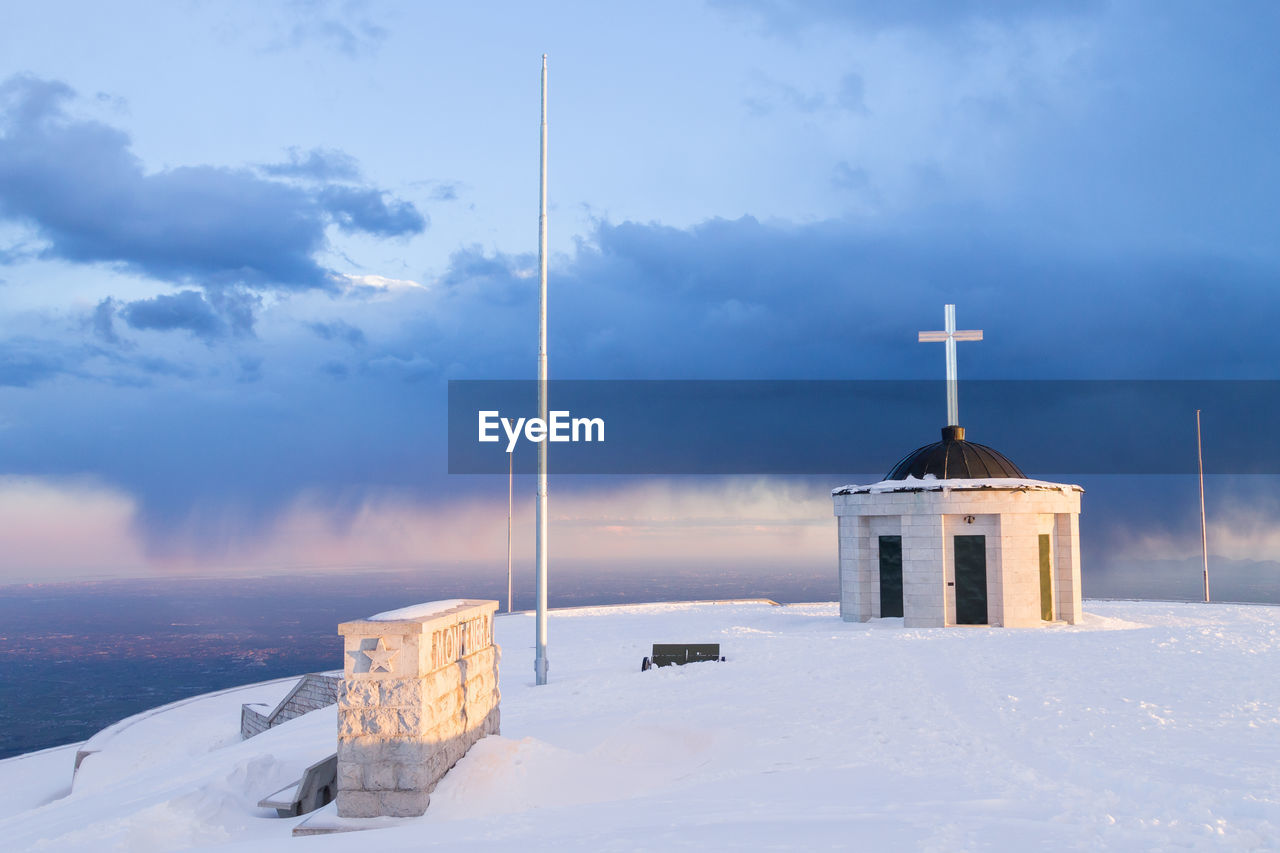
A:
[{"xmin": 832, "ymin": 306, "xmax": 1084, "ymax": 628}]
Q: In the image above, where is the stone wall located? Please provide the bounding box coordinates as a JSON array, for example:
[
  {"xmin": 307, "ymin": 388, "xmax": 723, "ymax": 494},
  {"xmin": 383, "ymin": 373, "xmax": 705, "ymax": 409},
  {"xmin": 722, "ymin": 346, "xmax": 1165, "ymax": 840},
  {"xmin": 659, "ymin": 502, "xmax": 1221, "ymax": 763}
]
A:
[
  {"xmin": 336, "ymin": 600, "xmax": 500, "ymax": 818},
  {"xmin": 280, "ymin": 673, "xmax": 341, "ymax": 721},
  {"xmin": 241, "ymin": 673, "xmax": 341, "ymax": 740},
  {"xmin": 241, "ymin": 704, "xmax": 270, "ymax": 739}
]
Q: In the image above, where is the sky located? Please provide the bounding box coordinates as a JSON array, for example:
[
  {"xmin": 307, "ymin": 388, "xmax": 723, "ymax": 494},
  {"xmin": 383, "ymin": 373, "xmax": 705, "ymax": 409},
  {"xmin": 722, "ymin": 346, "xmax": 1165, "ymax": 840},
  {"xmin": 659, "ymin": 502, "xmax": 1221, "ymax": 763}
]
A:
[{"xmin": 1, "ymin": 0, "xmax": 1279, "ymax": 589}]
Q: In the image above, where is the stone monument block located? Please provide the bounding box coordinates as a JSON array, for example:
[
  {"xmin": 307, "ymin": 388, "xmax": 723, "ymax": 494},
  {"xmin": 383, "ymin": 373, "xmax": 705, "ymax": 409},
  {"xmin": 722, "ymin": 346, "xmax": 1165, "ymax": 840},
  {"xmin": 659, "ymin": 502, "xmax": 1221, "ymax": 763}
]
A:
[{"xmin": 335, "ymin": 599, "xmax": 500, "ymax": 818}]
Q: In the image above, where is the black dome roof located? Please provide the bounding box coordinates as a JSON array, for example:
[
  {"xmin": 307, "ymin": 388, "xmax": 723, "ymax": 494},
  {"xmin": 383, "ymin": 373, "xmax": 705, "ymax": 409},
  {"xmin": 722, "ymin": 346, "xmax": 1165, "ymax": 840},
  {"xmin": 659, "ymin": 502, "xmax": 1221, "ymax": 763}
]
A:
[{"xmin": 885, "ymin": 426, "xmax": 1026, "ymax": 480}]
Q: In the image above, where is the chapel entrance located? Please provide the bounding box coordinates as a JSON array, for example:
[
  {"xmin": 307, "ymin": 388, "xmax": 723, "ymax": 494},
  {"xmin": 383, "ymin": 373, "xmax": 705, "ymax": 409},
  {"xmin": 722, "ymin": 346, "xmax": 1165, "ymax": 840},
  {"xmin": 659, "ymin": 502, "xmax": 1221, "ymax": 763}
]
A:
[
  {"xmin": 878, "ymin": 535, "xmax": 903, "ymax": 618},
  {"xmin": 953, "ymin": 535, "xmax": 988, "ymax": 625}
]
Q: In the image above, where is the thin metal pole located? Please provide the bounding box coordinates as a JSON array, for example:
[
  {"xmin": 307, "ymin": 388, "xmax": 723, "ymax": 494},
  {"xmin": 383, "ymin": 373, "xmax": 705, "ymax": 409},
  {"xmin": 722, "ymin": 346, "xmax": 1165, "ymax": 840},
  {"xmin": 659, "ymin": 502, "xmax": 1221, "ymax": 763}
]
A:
[
  {"xmin": 507, "ymin": 435, "xmax": 513, "ymax": 614},
  {"xmin": 534, "ymin": 54, "xmax": 550, "ymax": 685},
  {"xmin": 1197, "ymin": 409, "xmax": 1209, "ymax": 603}
]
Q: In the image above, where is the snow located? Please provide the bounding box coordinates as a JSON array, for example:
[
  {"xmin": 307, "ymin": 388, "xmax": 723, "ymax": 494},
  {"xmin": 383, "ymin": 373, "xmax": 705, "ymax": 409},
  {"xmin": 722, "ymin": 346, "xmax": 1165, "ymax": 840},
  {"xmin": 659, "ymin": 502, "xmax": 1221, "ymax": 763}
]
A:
[
  {"xmin": 3, "ymin": 600, "xmax": 1279, "ymax": 850},
  {"xmin": 0, "ymin": 743, "xmax": 78, "ymax": 820},
  {"xmin": 72, "ymin": 677, "xmax": 299, "ymax": 797},
  {"xmin": 260, "ymin": 781, "xmax": 300, "ymax": 808},
  {"xmin": 834, "ymin": 475, "xmax": 1085, "ymax": 495},
  {"xmin": 368, "ymin": 600, "xmax": 469, "ymax": 621}
]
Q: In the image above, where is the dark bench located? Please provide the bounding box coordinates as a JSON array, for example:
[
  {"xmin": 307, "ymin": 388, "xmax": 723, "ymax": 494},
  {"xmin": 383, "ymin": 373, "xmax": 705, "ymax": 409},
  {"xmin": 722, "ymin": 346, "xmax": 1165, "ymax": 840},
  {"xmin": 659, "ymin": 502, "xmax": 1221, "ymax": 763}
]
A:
[
  {"xmin": 642, "ymin": 643, "xmax": 724, "ymax": 671},
  {"xmin": 258, "ymin": 753, "xmax": 337, "ymax": 817}
]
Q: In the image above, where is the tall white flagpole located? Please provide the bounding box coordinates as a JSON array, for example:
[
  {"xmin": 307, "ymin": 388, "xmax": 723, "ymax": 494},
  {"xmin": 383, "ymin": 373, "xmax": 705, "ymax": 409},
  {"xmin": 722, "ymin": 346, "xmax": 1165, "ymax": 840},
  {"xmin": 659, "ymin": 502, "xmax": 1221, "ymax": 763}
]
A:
[
  {"xmin": 1197, "ymin": 409, "xmax": 1209, "ymax": 603},
  {"xmin": 507, "ymin": 427, "xmax": 513, "ymax": 614},
  {"xmin": 534, "ymin": 54, "xmax": 550, "ymax": 685}
]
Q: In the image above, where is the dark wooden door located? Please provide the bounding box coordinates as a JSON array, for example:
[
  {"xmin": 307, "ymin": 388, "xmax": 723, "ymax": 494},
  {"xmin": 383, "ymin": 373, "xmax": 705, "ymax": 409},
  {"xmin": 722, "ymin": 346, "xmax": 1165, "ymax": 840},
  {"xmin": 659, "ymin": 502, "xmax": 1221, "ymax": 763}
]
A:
[
  {"xmin": 878, "ymin": 535, "xmax": 903, "ymax": 618},
  {"xmin": 954, "ymin": 535, "xmax": 988, "ymax": 625},
  {"xmin": 1039, "ymin": 534, "xmax": 1054, "ymax": 621}
]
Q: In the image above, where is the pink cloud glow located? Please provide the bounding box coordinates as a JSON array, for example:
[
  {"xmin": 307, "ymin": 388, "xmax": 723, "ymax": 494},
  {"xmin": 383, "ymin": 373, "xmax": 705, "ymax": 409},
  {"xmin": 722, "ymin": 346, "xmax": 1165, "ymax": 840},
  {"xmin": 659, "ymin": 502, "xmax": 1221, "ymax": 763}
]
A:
[{"xmin": 0, "ymin": 477, "xmax": 835, "ymax": 584}]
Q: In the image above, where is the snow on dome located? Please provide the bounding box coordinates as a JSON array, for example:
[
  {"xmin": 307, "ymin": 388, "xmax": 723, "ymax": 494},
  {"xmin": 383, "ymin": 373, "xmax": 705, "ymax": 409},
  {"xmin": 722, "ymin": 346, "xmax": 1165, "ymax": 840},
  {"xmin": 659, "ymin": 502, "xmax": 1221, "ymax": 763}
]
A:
[{"xmin": 832, "ymin": 476, "xmax": 1084, "ymax": 496}]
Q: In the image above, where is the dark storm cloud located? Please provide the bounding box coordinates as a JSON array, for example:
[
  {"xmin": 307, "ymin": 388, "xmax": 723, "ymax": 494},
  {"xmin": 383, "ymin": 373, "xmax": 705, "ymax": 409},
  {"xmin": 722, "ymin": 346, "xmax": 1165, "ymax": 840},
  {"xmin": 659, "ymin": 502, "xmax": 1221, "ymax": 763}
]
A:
[
  {"xmin": 0, "ymin": 75, "xmax": 425, "ymax": 298},
  {"xmin": 3, "ymin": 212, "xmax": 1278, "ymax": 558},
  {"xmin": 415, "ymin": 217, "xmax": 1280, "ymax": 384},
  {"xmin": 5, "ymin": 1, "xmax": 1279, "ymax": 572}
]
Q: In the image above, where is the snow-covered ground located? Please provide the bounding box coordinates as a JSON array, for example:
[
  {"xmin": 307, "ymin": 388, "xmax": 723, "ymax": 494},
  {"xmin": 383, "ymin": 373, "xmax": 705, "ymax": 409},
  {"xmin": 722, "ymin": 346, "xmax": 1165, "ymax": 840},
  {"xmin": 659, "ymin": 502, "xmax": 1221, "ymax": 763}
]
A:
[{"xmin": 2, "ymin": 600, "xmax": 1278, "ymax": 850}]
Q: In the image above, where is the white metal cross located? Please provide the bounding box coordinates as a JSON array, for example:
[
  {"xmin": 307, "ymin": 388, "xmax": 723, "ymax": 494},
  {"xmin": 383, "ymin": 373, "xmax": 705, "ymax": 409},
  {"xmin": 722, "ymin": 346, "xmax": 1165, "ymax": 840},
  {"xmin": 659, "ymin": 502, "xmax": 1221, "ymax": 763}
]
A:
[{"xmin": 918, "ymin": 304, "xmax": 982, "ymax": 427}]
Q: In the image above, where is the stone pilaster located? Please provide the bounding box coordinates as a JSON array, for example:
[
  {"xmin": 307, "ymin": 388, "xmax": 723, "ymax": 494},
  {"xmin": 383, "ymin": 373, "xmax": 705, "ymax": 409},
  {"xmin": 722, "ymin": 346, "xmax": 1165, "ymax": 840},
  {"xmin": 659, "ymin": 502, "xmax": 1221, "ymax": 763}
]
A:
[
  {"xmin": 1055, "ymin": 512, "xmax": 1084, "ymax": 624},
  {"xmin": 839, "ymin": 514, "xmax": 875, "ymax": 621},
  {"xmin": 902, "ymin": 512, "xmax": 946, "ymax": 628},
  {"xmin": 336, "ymin": 600, "xmax": 500, "ymax": 818}
]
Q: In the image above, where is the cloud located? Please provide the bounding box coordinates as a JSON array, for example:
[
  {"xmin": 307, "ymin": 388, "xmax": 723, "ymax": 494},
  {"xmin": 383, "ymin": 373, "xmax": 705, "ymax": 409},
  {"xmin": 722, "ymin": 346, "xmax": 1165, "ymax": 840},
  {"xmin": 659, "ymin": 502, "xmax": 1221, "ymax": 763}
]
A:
[
  {"xmin": 238, "ymin": 356, "xmax": 264, "ymax": 384},
  {"xmin": 91, "ymin": 297, "xmax": 122, "ymax": 345},
  {"xmin": 120, "ymin": 290, "xmax": 227, "ymax": 340},
  {"xmin": 307, "ymin": 319, "xmax": 366, "ymax": 346},
  {"xmin": 713, "ymin": 0, "xmax": 1101, "ymax": 34},
  {"xmin": 339, "ymin": 273, "xmax": 426, "ymax": 297},
  {"xmin": 429, "ymin": 183, "xmax": 459, "ymax": 202},
  {"xmin": 207, "ymin": 288, "xmax": 264, "ymax": 337},
  {"xmin": 261, "ymin": 146, "xmax": 362, "ymax": 182},
  {"xmin": 318, "ymin": 185, "xmax": 426, "ymax": 236},
  {"xmin": 0, "ymin": 474, "xmax": 833, "ymax": 583},
  {"xmin": 0, "ymin": 323, "xmax": 203, "ymax": 387},
  {"xmin": 743, "ymin": 78, "xmax": 828, "ymax": 116},
  {"xmin": 114, "ymin": 287, "xmax": 265, "ymax": 341},
  {"xmin": 0, "ymin": 337, "xmax": 72, "ymax": 387},
  {"xmin": 278, "ymin": 0, "xmax": 388, "ymax": 57},
  {"xmin": 745, "ymin": 71, "xmax": 867, "ymax": 117},
  {"xmin": 5, "ymin": 205, "xmax": 1280, "ymax": 557},
  {"xmin": 831, "ymin": 161, "xmax": 871, "ymax": 192},
  {"xmin": 130, "ymin": 355, "xmax": 195, "ymax": 379},
  {"xmin": 319, "ymin": 360, "xmax": 350, "ymax": 379},
  {"xmin": 836, "ymin": 72, "xmax": 867, "ymax": 113},
  {"xmin": 0, "ymin": 75, "xmax": 426, "ymax": 309},
  {"xmin": 411, "ymin": 214, "xmax": 1280, "ymax": 384},
  {"xmin": 0, "ymin": 476, "xmax": 146, "ymax": 582},
  {"xmin": 3, "ymin": 4, "xmax": 1278, "ymax": 586},
  {"xmin": 0, "ymin": 239, "xmax": 37, "ymax": 265}
]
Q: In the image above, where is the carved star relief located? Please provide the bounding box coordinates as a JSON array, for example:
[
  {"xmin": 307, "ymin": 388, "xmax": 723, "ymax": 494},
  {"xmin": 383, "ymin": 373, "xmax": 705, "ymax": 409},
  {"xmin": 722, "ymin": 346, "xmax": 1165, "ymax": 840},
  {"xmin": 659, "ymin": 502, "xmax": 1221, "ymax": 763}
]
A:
[{"xmin": 364, "ymin": 637, "xmax": 399, "ymax": 673}]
